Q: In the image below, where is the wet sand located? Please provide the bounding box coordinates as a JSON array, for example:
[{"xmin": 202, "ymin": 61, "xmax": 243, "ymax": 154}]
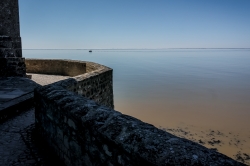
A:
[
  {"xmin": 115, "ymin": 98, "xmax": 250, "ymax": 165},
  {"xmin": 160, "ymin": 125, "xmax": 250, "ymax": 164}
]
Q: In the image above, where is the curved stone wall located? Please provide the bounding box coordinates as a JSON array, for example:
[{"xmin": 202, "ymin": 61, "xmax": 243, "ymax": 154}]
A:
[
  {"xmin": 26, "ymin": 58, "xmax": 114, "ymax": 108},
  {"xmin": 26, "ymin": 59, "xmax": 86, "ymax": 77}
]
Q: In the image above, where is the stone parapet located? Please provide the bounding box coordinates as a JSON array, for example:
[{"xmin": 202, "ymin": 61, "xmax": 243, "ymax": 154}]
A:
[
  {"xmin": 26, "ymin": 59, "xmax": 114, "ymax": 109},
  {"xmin": 26, "ymin": 59, "xmax": 86, "ymax": 77},
  {"xmin": 35, "ymin": 85, "xmax": 245, "ymax": 166},
  {"xmin": 52, "ymin": 61, "xmax": 114, "ymax": 109}
]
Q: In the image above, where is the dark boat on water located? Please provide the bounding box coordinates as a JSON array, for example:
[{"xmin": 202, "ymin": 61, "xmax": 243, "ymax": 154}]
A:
[{"xmin": 89, "ymin": 50, "xmax": 92, "ymax": 52}]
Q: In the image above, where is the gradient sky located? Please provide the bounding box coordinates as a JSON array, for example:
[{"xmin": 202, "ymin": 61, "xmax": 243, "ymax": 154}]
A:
[{"xmin": 19, "ymin": 0, "xmax": 250, "ymax": 49}]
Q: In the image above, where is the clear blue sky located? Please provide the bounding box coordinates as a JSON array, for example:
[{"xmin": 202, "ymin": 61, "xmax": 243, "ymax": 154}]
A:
[{"xmin": 19, "ymin": 0, "xmax": 250, "ymax": 49}]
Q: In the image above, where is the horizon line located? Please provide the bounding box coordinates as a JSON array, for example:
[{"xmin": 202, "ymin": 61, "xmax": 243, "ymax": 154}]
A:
[{"xmin": 22, "ymin": 48, "xmax": 250, "ymax": 50}]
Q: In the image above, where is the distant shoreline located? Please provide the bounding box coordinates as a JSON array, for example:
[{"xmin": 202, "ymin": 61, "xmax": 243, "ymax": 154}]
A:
[{"xmin": 22, "ymin": 48, "xmax": 250, "ymax": 50}]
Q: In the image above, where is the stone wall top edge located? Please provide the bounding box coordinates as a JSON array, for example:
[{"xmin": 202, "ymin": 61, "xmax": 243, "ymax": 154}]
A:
[
  {"xmin": 25, "ymin": 58, "xmax": 112, "ymax": 75},
  {"xmin": 25, "ymin": 58, "xmax": 111, "ymax": 68},
  {"xmin": 72, "ymin": 68, "xmax": 112, "ymax": 79},
  {"xmin": 26, "ymin": 58, "xmax": 112, "ymax": 88},
  {"xmin": 51, "ymin": 68, "xmax": 112, "ymax": 89},
  {"xmin": 26, "ymin": 58, "xmax": 87, "ymax": 63}
]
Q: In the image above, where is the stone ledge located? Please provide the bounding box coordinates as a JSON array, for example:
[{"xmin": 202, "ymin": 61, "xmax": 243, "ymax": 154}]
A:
[
  {"xmin": 0, "ymin": 92, "xmax": 34, "ymax": 123},
  {"xmin": 0, "ymin": 77, "xmax": 39, "ymax": 122}
]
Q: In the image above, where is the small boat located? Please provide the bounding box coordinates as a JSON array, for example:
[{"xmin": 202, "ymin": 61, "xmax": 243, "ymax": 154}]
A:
[{"xmin": 89, "ymin": 50, "xmax": 92, "ymax": 52}]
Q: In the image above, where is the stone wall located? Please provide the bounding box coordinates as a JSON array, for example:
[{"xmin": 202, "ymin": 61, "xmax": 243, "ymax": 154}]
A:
[
  {"xmin": 26, "ymin": 59, "xmax": 86, "ymax": 77},
  {"xmin": 0, "ymin": 0, "xmax": 25, "ymax": 77},
  {"xmin": 0, "ymin": 36, "xmax": 22, "ymax": 58},
  {"xmin": 26, "ymin": 59, "xmax": 114, "ymax": 108},
  {"xmin": 0, "ymin": 0, "xmax": 21, "ymax": 37},
  {"xmin": 0, "ymin": 57, "xmax": 26, "ymax": 77},
  {"xmin": 35, "ymin": 85, "xmax": 244, "ymax": 166},
  {"xmin": 0, "ymin": 0, "xmax": 22, "ymax": 58}
]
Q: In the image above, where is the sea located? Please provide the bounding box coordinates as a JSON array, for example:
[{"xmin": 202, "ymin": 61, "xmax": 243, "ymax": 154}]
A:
[{"xmin": 24, "ymin": 49, "xmax": 250, "ymax": 163}]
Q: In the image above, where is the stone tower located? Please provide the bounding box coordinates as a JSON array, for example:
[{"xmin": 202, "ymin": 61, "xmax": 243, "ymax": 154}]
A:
[{"xmin": 0, "ymin": 0, "xmax": 26, "ymax": 77}]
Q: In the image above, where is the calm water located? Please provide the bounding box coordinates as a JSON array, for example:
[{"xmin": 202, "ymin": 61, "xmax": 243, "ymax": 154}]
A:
[{"xmin": 24, "ymin": 49, "xmax": 250, "ymax": 161}]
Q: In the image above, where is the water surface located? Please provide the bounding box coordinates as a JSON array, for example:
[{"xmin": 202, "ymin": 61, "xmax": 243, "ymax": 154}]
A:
[{"xmin": 24, "ymin": 49, "xmax": 250, "ymax": 162}]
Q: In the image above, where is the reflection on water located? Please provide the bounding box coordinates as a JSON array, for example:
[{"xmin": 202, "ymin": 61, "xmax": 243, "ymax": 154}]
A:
[{"xmin": 24, "ymin": 49, "xmax": 250, "ymax": 163}]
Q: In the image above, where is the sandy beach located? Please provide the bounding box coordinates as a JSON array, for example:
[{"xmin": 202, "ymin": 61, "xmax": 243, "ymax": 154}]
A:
[{"xmin": 158, "ymin": 125, "xmax": 250, "ymax": 164}]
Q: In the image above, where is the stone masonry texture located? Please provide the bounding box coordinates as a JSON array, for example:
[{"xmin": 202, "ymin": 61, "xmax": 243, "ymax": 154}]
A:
[
  {"xmin": 52, "ymin": 69, "xmax": 114, "ymax": 109},
  {"xmin": 35, "ymin": 85, "xmax": 245, "ymax": 166},
  {"xmin": 0, "ymin": 57, "xmax": 26, "ymax": 77},
  {"xmin": 25, "ymin": 59, "xmax": 114, "ymax": 109},
  {"xmin": 26, "ymin": 59, "xmax": 87, "ymax": 77},
  {"xmin": 0, "ymin": 0, "xmax": 20, "ymax": 37},
  {"xmin": 0, "ymin": 0, "xmax": 25, "ymax": 77}
]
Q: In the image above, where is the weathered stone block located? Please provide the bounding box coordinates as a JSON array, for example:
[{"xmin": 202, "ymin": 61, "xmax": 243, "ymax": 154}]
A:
[{"xmin": 0, "ymin": 57, "xmax": 26, "ymax": 77}]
